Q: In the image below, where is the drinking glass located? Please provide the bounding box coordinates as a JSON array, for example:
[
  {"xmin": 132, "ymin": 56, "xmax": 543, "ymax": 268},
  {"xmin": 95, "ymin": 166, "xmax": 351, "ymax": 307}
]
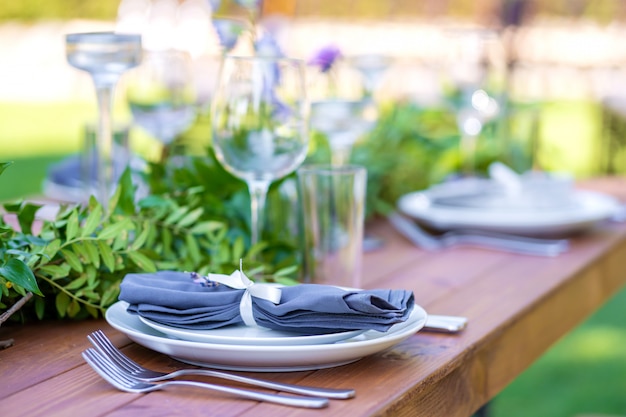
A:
[
  {"xmin": 211, "ymin": 55, "xmax": 309, "ymax": 246},
  {"xmin": 126, "ymin": 49, "xmax": 196, "ymax": 159},
  {"xmin": 65, "ymin": 32, "xmax": 142, "ymax": 205},
  {"xmin": 444, "ymin": 29, "xmax": 505, "ymax": 175},
  {"xmin": 298, "ymin": 165, "xmax": 367, "ymax": 288},
  {"xmin": 308, "ymin": 61, "xmax": 378, "ymax": 167}
]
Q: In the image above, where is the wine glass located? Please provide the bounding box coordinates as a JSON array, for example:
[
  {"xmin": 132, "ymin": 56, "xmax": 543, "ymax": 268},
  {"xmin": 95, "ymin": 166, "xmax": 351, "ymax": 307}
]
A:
[
  {"xmin": 65, "ymin": 32, "xmax": 142, "ymax": 205},
  {"xmin": 126, "ymin": 49, "xmax": 197, "ymax": 159},
  {"xmin": 308, "ymin": 60, "xmax": 378, "ymax": 166},
  {"xmin": 444, "ymin": 29, "xmax": 505, "ymax": 175},
  {"xmin": 211, "ymin": 55, "xmax": 309, "ymax": 246}
]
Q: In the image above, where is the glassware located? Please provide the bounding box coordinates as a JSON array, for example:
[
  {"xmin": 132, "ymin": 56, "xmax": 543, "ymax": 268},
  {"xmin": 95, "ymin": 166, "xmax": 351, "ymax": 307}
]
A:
[
  {"xmin": 298, "ymin": 165, "xmax": 367, "ymax": 288},
  {"xmin": 126, "ymin": 49, "xmax": 196, "ymax": 159},
  {"xmin": 65, "ymin": 31, "xmax": 142, "ymax": 205},
  {"xmin": 444, "ymin": 29, "xmax": 505, "ymax": 175},
  {"xmin": 211, "ymin": 55, "xmax": 309, "ymax": 246},
  {"xmin": 308, "ymin": 61, "xmax": 378, "ymax": 167}
]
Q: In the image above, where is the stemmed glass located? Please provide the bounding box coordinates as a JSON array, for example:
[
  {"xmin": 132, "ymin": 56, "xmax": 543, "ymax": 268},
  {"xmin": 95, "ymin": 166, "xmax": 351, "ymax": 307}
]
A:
[
  {"xmin": 445, "ymin": 29, "xmax": 504, "ymax": 175},
  {"xmin": 308, "ymin": 61, "xmax": 378, "ymax": 166},
  {"xmin": 126, "ymin": 49, "xmax": 196, "ymax": 160},
  {"xmin": 65, "ymin": 32, "xmax": 142, "ymax": 205},
  {"xmin": 211, "ymin": 55, "xmax": 309, "ymax": 246}
]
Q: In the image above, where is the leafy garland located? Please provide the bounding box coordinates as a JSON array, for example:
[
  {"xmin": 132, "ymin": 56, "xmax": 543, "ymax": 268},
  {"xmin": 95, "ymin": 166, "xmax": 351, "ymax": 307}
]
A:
[{"xmin": 0, "ymin": 101, "xmax": 516, "ymax": 324}]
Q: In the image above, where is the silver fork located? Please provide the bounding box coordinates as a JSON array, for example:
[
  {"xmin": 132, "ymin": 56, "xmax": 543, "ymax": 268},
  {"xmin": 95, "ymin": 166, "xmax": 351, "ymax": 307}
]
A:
[
  {"xmin": 388, "ymin": 211, "xmax": 569, "ymax": 257},
  {"xmin": 82, "ymin": 348, "xmax": 329, "ymax": 409},
  {"xmin": 88, "ymin": 330, "xmax": 355, "ymax": 399}
]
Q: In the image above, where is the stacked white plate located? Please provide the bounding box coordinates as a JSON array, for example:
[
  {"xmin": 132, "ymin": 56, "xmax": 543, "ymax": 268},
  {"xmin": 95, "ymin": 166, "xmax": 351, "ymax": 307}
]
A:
[
  {"xmin": 106, "ymin": 301, "xmax": 427, "ymax": 372},
  {"xmin": 397, "ymin": 177, "xmax": 620, "ymax": 237}
]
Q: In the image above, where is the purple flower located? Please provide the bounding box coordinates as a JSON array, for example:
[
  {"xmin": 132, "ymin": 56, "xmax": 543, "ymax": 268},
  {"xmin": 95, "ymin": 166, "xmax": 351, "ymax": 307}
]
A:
[
  {"xmin": 212, "ymin": 18, "xmax": 245, "ymax": 52},
  {"xmin": 308, "ymin": 45, "xmax": 342, "ymax": 73}
]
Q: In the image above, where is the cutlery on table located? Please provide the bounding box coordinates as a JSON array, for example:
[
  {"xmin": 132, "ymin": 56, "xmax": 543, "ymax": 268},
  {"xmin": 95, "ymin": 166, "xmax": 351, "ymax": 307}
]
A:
[
  {"xmin": 88, "ymin": 330, "xmax": 355, "ymax": 399},
  {"xmin": 82, "ymin": 348, "xmax": 329, "ymax": 408},
  {"xmin": 424, "ymin": 315, "xmax": 468, "ymax": 333},
  {"xmin": 387, "ymin": 211, "xmax": 569, "ymax": 257}
]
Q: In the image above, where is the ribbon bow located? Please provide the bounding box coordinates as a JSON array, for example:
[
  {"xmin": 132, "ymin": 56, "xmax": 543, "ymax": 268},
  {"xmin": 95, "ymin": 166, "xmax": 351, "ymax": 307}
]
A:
[{"xmin": 207, "ymin": 261, "xmax": 282, "ymax": 327}]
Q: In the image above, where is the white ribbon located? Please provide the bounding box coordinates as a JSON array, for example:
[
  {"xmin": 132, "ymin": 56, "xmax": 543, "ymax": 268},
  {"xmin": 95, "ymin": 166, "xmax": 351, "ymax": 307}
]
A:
[{"xmin": 207, "ymin": 262, "xmax": 282, "ymax": 327}]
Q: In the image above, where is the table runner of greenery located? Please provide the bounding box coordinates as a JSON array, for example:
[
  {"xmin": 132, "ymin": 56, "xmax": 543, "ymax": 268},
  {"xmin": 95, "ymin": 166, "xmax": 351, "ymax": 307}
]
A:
[{"xmin": 0, "ymin": 100, "xmax": 531, "ymax": 322}]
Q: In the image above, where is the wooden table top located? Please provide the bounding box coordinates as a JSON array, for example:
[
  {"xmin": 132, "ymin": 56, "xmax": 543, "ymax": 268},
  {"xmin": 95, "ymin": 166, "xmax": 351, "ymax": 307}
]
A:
[{"xmin": 2, "ymin": 178, "xmax": 626, "ymax": 417}]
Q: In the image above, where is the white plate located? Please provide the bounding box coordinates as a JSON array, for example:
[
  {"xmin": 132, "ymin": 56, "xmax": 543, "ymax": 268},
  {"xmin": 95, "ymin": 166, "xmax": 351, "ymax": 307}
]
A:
[
  {"xmin": 138, "ymin": 316, "xmax": 365, "ymax": 346},
  {"xmin": 398, "ymin": 189, "xmax": 620, "ymax": 237},
  {"xmin": 105, "ymin": 301, "xmax": 427, "ymax": 372}
]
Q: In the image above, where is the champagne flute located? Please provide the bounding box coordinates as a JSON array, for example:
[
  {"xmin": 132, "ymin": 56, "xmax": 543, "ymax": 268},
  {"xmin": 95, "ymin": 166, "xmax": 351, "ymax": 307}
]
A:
[
  {"xmin": 65, "ymin": 32, "xmax": 142, "ymax": 205},
  {"xmin": 211, "ymin": 55, "xmax": 309, "ymax": 246},
  {"xmin": 126, "ymin": 49, "xmax": 196, "ymax": 159}
]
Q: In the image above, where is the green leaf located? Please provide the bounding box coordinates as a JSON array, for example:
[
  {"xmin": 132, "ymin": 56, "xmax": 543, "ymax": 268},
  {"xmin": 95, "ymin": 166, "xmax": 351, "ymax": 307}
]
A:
[
  {"xmin": 97, "ymin": 240, "xmax": 116, "ymax": 272},
  {"xmin": 66, "ymin": 210, "xmax": 80, "ymax": 241},
  {"xmin": 177, "ymin": 207, "xmax": 203, "ymax": 228},
  {"xmin": 130, "ymin": 222, "xmax": 150, "ymax": 251},
  {"xmin": 81, "ymin": 203, "xmax": 103, "ymax": 237},
  {"xmin": 98, "ymin": 220, "xmax": 132, "ymax": 240},
  {"xmin": 164, "ymin": 206, "xmax": 189, "ymax": 226},
  {"xmin": 35, "ymin": 296, "xmax": 46, "ymax": 319},
  {"xmin": 41, "ymin": 239, "xmax": 61, "ymax": 260},
  {"xmin": 128, "ymin": 251, "xmax": 157, "ymax": 272},
  {"xmin": 83, "ymin": 241, "xmax": 101, "ymax": 268},
  {"xmin": 0, "ymin": 258, "xmax": 42, "ymax": 295},
  {"xmin": 55, "ymin": 292, "xmax": 70, "ymax": 317},
  {"xmin": 64, "ymin": 275, "xmax": 87, "ymax": 290},
  {"xmin": 232, "ymin": 236, "xmax": 245, "ymax": 260},
  {"xmin": 101, "ymin": 284, "xmax": 120, "ymax": 307},
  {"xmin": 117, "ymin": 168, "xmax": 137, "ymax": 215},
  {"xmin": 17, "ymin": 202, "xmax": 42, "ymax": 235},
  {"xmin": 38, "ymin": 264, "xmax": 71, "ymax": 279},
  {"xmin": 67, "ymin": 299, "xmax": 81, "ymax": 318},
  {"xmin": 61, "ymin": 249, "xmax": 84, "ymax": 272},
  {"xmin": 185, "ymin": 234, "xmax": 201, "ymax": 265}
]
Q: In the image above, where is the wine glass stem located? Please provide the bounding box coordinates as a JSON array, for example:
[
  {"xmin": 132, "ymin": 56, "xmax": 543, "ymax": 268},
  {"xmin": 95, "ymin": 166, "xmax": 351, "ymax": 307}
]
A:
[
  {"xmin": 460, "ymin": 133, "xmax": 478, "ymax": 176},
  {"xmin": 248, "ymin": 179, "xmax": 270, "ymax": 246},
  {"xmin": 330, "ymin": 144, "xmax": 352, "ymax": 167},
  {"xmin": 94, "ymin": 82, "xmax": 116, "ymax": 206}
]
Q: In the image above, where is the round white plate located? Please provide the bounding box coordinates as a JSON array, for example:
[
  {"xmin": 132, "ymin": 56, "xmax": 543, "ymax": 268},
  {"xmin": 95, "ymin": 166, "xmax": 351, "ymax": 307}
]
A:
[
  {"xmin": 105, "ymin": 301, "xmax": 427, "ymax": 372},
  {"xmin": 138, "ymin": 316, "xmax": 365, "ymax": 346},
  {"xmin": 398, "ymin": 189, "xmax": 620, "ymax": 237}
]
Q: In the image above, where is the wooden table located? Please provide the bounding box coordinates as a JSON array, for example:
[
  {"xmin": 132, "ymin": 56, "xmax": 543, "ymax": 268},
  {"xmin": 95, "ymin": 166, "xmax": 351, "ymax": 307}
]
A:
[{"xmin": 2, "ymin": 178, "xmax": 626, "ymax": 417}]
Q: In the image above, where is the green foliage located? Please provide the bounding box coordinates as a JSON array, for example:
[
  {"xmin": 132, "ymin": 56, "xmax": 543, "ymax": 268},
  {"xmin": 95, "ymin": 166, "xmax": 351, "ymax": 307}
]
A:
[{"xmin": 0, "ymin": 164, "xmax": 298, "ymax": 321}]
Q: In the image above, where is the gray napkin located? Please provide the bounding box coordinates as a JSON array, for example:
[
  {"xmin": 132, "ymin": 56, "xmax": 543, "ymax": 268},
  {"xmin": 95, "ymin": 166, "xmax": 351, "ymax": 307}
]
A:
[{"xmin": 119, "ymin": 271, "xmax": 414, "ymax": 334}]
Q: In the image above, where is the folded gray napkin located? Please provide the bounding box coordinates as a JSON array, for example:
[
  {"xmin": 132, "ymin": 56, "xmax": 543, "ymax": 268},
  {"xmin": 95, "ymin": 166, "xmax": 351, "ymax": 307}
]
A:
[{"xmin": 119, "ymin": 271, "xmax": 414, "ymax": 334}]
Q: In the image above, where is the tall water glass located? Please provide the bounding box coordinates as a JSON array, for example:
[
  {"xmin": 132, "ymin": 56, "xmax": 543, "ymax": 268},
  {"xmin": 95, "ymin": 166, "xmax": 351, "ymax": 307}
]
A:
[
  {"xmin": 66, "ymin": 32, "xmax": 142, "ymax": 205},
  {"xmin": 298, "ymin": 165, "xmax": 367, "ymax": 288},
  {"xmin": 211, "ymin": 55, "xmax": 309, "ymax": 246}
]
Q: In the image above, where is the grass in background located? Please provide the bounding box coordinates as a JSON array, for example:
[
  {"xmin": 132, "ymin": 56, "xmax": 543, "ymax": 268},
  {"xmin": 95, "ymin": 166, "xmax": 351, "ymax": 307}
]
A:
[{"xmin": 492, "ymin": 288, "xmax": 626, "ymax": 417}]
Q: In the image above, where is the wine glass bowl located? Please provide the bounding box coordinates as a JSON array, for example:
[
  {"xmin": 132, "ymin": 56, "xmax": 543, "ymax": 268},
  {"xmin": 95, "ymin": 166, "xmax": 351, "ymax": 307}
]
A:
[
  {"xmin": 308, "ymin": 60, "xmax": 378, "ymax": 166},
  {"xmin": 126, "ymin": 49, "xmax": 196, "ymax": 151},
  {"xmin": 211, "ymin": 55, "xmax": 309, "ymax": 245}
]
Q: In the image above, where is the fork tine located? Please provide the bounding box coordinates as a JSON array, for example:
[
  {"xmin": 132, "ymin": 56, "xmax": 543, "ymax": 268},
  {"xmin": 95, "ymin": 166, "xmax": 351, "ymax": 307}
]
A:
[
  {"xmin": 88, "ymin": 330, "xmax": 142, "ymax": 373},
  {"xmin": 83, "ymin": 349, "xmax": 136, "ymax": 392},
  {"xmin": 86, "ymin": 348, "xmax": 139, "ymax": 386}
]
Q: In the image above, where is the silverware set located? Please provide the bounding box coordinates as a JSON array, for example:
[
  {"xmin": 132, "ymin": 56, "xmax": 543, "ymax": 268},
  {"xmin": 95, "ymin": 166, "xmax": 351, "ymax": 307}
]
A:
[
  {"xmin": 388, "ymin": 211, "xmax": 570, "ymax": 257},
  {"xmin": 83, "ymin": 330, "xmax": 354, "ymax": 409}
]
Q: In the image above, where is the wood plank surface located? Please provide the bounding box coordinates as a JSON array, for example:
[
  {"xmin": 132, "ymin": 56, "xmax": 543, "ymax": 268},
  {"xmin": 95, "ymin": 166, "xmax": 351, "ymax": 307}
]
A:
[{"xmin": 1, "ymin": 179, "xmax": 626, "ymax": 417}]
